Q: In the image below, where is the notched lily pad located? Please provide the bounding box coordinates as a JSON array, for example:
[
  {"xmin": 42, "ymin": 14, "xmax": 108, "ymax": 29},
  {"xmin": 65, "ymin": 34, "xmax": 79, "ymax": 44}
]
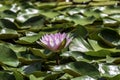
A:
[
  {"xmin": 29, "ymin": 48, "xmax": 47, "ymax": 58},
  {"xmin": 98, "ymin": 29, "xmax": 120, "ymax": 47},
  {"xmin": 16, "ymin": 35, "xmax": 40, "ymax": 44},
  {"xmin": 0, "ymin": 28, "xmax": 19, "ymax": 39},
  {"xmin": 63, "ymin": 61, "xmax": 100, "ymax": 78},
  {"xmin": 69, "ymin": 37, "xmax": 93, "ymax": 52},
  {"xmin": 0, "ymin": 45, "xmax": 19, "ymax": 67},
  {"xmin": 1, "ymin": 10, "xmax": 16, "ymax": 19},
  {"xmin": 98, "ymin": 63, "xmax": 120, "ymax": 77},
  {"xmin": 0, "ymin": 19, "xmax": 19, "ymax": 29}
]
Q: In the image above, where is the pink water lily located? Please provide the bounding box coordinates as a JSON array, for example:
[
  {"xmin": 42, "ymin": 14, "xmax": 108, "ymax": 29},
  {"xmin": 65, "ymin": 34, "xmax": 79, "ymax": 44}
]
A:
[{"xmin": 37, "ymin": 32, "xmax": 72, "ymax": 52}]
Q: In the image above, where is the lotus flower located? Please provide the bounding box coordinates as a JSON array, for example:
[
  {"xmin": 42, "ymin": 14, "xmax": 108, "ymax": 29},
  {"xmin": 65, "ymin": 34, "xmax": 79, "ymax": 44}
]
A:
[{"xmin": 37, "ymin": 32, "xmax": 72, "ymax": 52}]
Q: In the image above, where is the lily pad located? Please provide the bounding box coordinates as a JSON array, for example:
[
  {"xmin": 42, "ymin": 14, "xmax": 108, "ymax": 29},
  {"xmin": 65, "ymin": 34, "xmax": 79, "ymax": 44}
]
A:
[
  {"xmin": 0, "ymin": 71, "xmax": 15, "ymax": 80},
  {"xmin": 71, "ymin": 75, "xmax": 95, "ymax": 80},
  {"xmin": 69, "ymin": 37, "xmax": 93, "ymax": 52},
  {"xmin": 98, "ymin": 29, "xmax": 120, "ymax": 47},
  {"xmin": 0, "ymin": 19, "xmax": 19, "ymax": 29},
  {"xmin": 0, "ymin": 45, "xmax": 19, "ymax": 67},
  {"xmin": 16, "ymin": 35, "xmax": 40, "ymax": 44},
  {"xmin": 0, "ymin": 28, "xmax": 19, "ymax": 39},
  {"xmin": 63, "ymin": 61, "xmax": 100, "ymax": 78}
]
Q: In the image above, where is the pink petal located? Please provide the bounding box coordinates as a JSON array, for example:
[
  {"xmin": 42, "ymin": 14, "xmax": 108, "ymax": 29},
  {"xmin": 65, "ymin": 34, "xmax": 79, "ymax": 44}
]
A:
[
  {"xmin": 65, "ymin": 35, "xmax": 73, "ymax": 47},
  {"xmin": 39, "ymin": 32, "xmax": 72, "ymax": 52}
]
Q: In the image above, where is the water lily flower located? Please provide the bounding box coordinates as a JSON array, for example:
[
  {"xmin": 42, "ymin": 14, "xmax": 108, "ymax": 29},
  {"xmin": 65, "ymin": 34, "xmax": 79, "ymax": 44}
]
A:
[{"xmin": 37, "ymin": 32, "xmax": 72, "ymax": 52}]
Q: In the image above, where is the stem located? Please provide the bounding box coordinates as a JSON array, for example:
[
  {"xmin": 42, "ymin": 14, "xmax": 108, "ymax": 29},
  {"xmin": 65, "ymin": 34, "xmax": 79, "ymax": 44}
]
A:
[
  {"xmin": 56, "ymin": 0, "xmax": 59, "ymax": 7},
  {"xmin": 56, "ymin": 53, "xmax": 60, "ymax": 65}
]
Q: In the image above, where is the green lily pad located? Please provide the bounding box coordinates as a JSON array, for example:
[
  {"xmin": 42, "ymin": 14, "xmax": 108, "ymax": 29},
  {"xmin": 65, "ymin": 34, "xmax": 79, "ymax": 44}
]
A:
[
  {"xmin": 0, "ymin": 71, "xmax": 15, "ymax": 80},
  {"xmin": 102, "ymin": 6, "xmax": 120, "ymax": 14},
  {"xmin": 22, "ymin": 62, "xmax": 42, "ymax": 74},
  {"xmin": 0, "ymin": 45, "xmax": 19, "ymax": 67},
  {"xmin": 40, "ymin": 10, "xmax": 59, "ymax": 18},
  {"xmin": 109, "ymin": 13, "xmax": 120, "ymax": 22},
  {"xmin": 13, "ymin": 70, "xmax": 24, "ymax": 80},
  {"xmin": 29, "ymin": 48, "xmax": 47, "ymax": 58},
  {"xmin": 0, "ymin": 42, "xmax": 26, "ymax": 53},
  {"xmin": 0, "ymin": 4, "xmax": 9, "ymax": 12},
  {"xmin": 16, "ymin": 35, "xmax": 40, "ymax": 44},
  {"xmin": 0, "ymin": 19, "xmax": 19, "ymax": 29},
  {"xmin": 109, "ymin": 74, "xmax": 120, "ymax": 80},
  {"xmin": 83, "ymin": 8, "xmax": 101, "ymax": 18},
  {"xmin": 71, "ymin": 25, "xmax": 88, "ymax": 38},
  {"xmin": 44, "ymin": 72, "xmax": 64, "ymax": 80},
  {"xmin": 18, "ymin": 51, "xmax": 41, "ymax": 64},
  {"xmin": 63, "ymin": 61, "xmax": 100, "ymax": 78},
  {"xmin": 85, "ymin": 50, "xmax": 112, "ymax": 57},
  {"xmin": 1, "ymin": 10, "xmax": 16, "ymax": 20},
  {"xmin": 59, "ymin": 73, "xmax": 73, "ymax": 79},
  {"xmin": 61, "ymin": 51, "xmax": 90, "ymax": 62},
  {"xmin": 73, "ymin": 0, "xmax": 90, "ymax": 3},
  {"xmin": 69, "ymin": 37, "xmax": 93, "ymax": 52},
  {"xmin": 98, "ymin": 29, "xmax": 120, "ymax": 47},
  {"xmin": 71, "ymin": 75, "xmax": 95, "ymax": 80},
  {"xmin": 87, "ymin": 39, "xmax": 120, "ymax": 57},
  {"xmin": 98, "ymin": 63, "xmax": 120, "ymax": 77},
  {"xmin": 103, "ymin": 17, "xmax": 119, "ymax": 27},
  {"xmin": 29, "ymin": 75, "xmax": 44, "ymax": 80},
  {"xmin": 0, "ymin": 28, "xmax": 19, "ymax": 39},
  {"xmin": 71, "ymin": 15, "xmax": 96, "ymax": 25},
  {"xmin": 16, "ymin": 8, "xmax": 40, "ymax": 23}
]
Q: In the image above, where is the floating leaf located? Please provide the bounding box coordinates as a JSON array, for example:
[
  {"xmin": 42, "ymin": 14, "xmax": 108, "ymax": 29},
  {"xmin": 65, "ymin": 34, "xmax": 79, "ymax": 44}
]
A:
[
  {"xmin": 101, "ymin": 6, "xmax": 120, "ymax": 14},
  {"xmin": 0, "ymin": 19, "xmax": 19, "ymax": 29},
  {"xmin": 30, "ymin": 48, "xmax": 47, "ymax": 58},
  {"xmin": 0, "ymin": 71, "xmax": 15, "ymax": 80},
  {"xmin": 1, "ymin": 10, "xmax": 16, "ymax": 20},
  {"xmin": 0, "ymin": 45, "xmax": 19, "ymax": 67},
  {"xmin": 29, "ymin": 75, "xmax": 44, "ymax": 80},
  {"xmin": 16, "ymin": 8, "xmax": 40, "ymax": 23},
  {"xmin": 109, "ymin": 74, "xmax": 120, "ymax": 80},
  {"xmin": 69, "ymin": 37, "xmax": 93, "ymax": 52},
  {"xmin": 61, "ymin": 51, "xmax": 90, "ymax": 62},
  {"xmin": 71, "ymin": 75, "xmax": 95, "ymax": 80},
  {"xmin": 0, "ymin": 42, "xmax": 26, "ymax": 53},
  {"xmin": 71, "ymin": 15, "xmax": 96, "ymax": 25},
  {"xmin": 18, "ymin": 51, "xmax": 41, "ymax": 64},
  {"xmin": 16, "ymin": 35, "xmax": 40, "ymax": 44},
  {"xmin": 109, "ymin": 13, "xmax": 120, "ymax": 22},
  {"xmin": 13, "ymin": 70, "xmax": 24, "ymax": 80},
  {"xmin": 59, "ymin": 73, "xmax": 73, "ymax": 80},
  {"xmin": 40, "ymin": 10, "xmax": 59, "ymax": 18},
  {"xmin": 73, "ymin": 0, "xmax": 90, "ymax": 3},
  {"xmin": 71, "ymin": 25, "xmax": 88, "ymax": 38},
  {"xmin": 44, "ymin": 72, "xmax": 64, "ymax": 80},
  {"xmin": 85, "ymin": 50, "xmax": 111, "ymax": 57},
  {"xmin": 98, "ymin": 63, "xmax": 120, "ymax": 77},
  {"xmin": 98, "ymin": 29, "xmax": 120, "ymax": 47},
  {"xmin": 63, "ymin": 61, "xmax": 100, "ymax": 78},
  {"xmin": 87, "ymin": 39, "xmax": 120, "ymax": 57},
  {"xmin": 0, "ymin": 28, "xmax": 19, "ymax": 39},
  {"xmin": 22, "ymin": 62, "xmax": 42, "ymax": 74}
]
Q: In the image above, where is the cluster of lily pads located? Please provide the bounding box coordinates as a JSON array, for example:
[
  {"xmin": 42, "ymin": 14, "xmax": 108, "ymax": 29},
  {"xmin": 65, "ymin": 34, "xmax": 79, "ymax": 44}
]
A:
[{"xmin": 0, "ymin": 0, "xmax": 120, "ymax": 80}]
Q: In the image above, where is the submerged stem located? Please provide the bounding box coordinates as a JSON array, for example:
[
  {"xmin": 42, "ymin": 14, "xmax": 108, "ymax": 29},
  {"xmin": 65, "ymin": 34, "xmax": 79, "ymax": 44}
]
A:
[{"xmin": 56, "ymin": 53, "xmax": 60, "ymax": 65}]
